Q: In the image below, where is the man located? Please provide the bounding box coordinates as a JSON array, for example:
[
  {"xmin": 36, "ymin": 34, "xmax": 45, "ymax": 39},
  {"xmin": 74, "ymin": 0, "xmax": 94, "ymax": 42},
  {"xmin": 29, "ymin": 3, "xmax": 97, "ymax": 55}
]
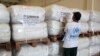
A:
[{"xmin": 62, "ymin": 12, "xmax": 81, "ymax": 56}]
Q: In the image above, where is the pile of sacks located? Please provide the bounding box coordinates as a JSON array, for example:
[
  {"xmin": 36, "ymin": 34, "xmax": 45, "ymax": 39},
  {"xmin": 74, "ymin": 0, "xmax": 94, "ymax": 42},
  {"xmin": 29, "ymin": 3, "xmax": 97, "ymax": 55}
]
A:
[
  {"xmin": 89, "ymin": 11, "xmax": 100, "ymax": 56},
  {"xmin": 45, "ymin": 5, "xmax": 73, "ymax": 36},
  {"xmin": 0, "ymin": 4, "xmax": 10, "ymax": 43},
  {"xmin": 0, "ymin": 49, "xmax": 11, "ymax": 56},
  {"xmin": 9, "ymin": 5, "xmax": 48, "ymax": 41}
]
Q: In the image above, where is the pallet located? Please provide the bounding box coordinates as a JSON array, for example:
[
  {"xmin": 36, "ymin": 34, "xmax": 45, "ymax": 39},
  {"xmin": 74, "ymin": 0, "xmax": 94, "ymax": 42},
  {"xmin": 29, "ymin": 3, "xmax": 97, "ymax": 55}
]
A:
[
  {"xmin": 0, "ymin": 42, "xmax": 11, "ymax": 51},
  {"xmin": 49, "ymin": 35, "xmax": 60, "ymax": 42},
  {"xmin": 15, "ymin": 38, "xmax": 50, "ymax": 51}
]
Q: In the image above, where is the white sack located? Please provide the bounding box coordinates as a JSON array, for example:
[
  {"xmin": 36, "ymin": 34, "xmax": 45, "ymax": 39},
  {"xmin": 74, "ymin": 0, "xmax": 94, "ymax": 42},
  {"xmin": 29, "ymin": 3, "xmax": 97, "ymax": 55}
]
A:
[
  {"xmin": 47, "ymin": 20, "xmax": 63, "ymax": 35},
  {"xmin": 89, "ymin": 22, "xmax": 100, "ymax": 31},
  {"xmin": 78, "ymin": 37, "xmax": 90, "ymax": 50},
  {"xmin": 72, "ymin": 9, "xmax": 90, "ymax": 22},
  {"xmin": 91, "ymin": 36, "xmax": 100, "ymax": 46},
  {"xmin": 90, "ymin": 11, "xmax": 100, "ymax": 22},
  {"xmin": 10, "ymin": 5, "xmax": 45, "ymax": 24},
  {"xmin": 0, "ymin": 4, "xmax": 10, "ymax": 23},
  {"xmin": 17, "ymin": 44, "xmax": 49, "ymax": 56},
  {"xmin": 77, "ymin": 48, "xmax": 89, "ymax": 56},
  {"xmin": 45, "ymin": 4, "xmax": 73, "ymax": 22},
  {"xmin": 90, "ymin": 45, "xmax": 100, "ymax": 56},
  {"xmin": 0, "ymin": 24, "xmax": 10, "ymax": 43},
  {"xmin": 0, "ymin": 49, "xmax": 11, "ymax": 56},
  {"xmin": 79, "ymin": 23, "xmax": 89, "ymax": 33},
  {"xmin": 49, "ymin": 42, "xmax": 60, "ymax": 56},
  {"xmin": 13, "ymin": 22, "xmax": 48, "ymax": 41}
]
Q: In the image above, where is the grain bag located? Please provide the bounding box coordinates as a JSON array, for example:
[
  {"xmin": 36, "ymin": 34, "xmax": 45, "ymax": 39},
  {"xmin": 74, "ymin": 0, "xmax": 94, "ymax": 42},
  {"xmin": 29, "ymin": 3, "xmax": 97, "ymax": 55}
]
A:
[
  {"xmin": 89, "ymin": 22, "xmax": 100, "ymax": 32},
  {"xmin": 91, "ymin": 36, "xmax": 100, "ymax": 45},
  {"xmin": 13, "ymin": 22, "xmax": 48, "ymax": 41},
  {"xmin": 17, "ymin": 44, "xmax": 49, "ymax": 56},
  {"xmin": 79, "ymin": 23, "xmax": 89, "ymax": 33},
  {"xmin": 90, "ymin": 11, "xmax": 100, "ymax": 22},
  {"xmin": 72, "ymin": 9, "xmax": 90, "ymax": 22},
  {"xmin": 45, "ymin": 4, "xmax": 73, "ymax": 22},
  {"xmin": 78, "ymin": 37, "xmax": 90, "ymax": 50},
  {"xmin": 10, "ymin": 5, "xmax": 45, "ymax": 24},
  {"xmin": 49, "ymin": 42, "xmax": 60, "ymax": 56},
  {"xmin": 0, "ymin": 4, "xmax": 10, "ymax": 23},
  {"xmin": 47, "ymin": 20, "xmax": 63, "ymax": 35},
  {"xmin": 0, "ymin": 49, "xmax": 11, "ymax": 56},
  {"xmin": 0, "ymin": 24, "xmax": 10, "ymax": 43},
  {"xmin": 77, "ymin": 48, "xmax": 89, "ymax": 56},
  {"xmin": 90, "ymin": 45, "xmax": 100, "ymax": 56}
]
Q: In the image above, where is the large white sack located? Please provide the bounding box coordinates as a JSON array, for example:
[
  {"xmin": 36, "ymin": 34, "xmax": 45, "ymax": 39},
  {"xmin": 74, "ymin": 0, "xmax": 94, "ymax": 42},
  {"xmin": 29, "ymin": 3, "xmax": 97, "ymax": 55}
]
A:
[
  {"xmin": 91, "ymin": 36, "xmax": 100, "ymax": 46},
  {"xmin": 10, "ymin": 5, "xmax": 45, "ymax": 24},
  {"xmin": 13, "ymin": 22, "xmax": 48, "ymax": 41},
  {"xmin": 89, "ymin": 22, "xmax": 100, "ymax": 32},
  {"xmin": 0, "ymin": 4, "xmax": 10, "ymax": 23},
  {"xmin": 79, "ymin": 23, "xmax": 89, "ymax": 33},
  {"xmin": 17, "ymin": 44, "xmax": 49, "ymax": 56},
  {"xmin": 0, "ymin": 49, "xmax": 11, "ymax": 56},
  {"xmin": 45, "ymin": 4, "xmax": 73, "ymax": 22},
  {"xmin": 90, "ymin": 11, "xmax": 100, "ymax": 22},
  {"xmin": 72, "ymin": 9, "xmax": 90, "ymax": 22},
  {"xmin": 78, "ymin": 37, "xmax": 90, "ymax": 50},
  {"xmin": 0, "ymin": 24, "xmax": 10, "ymax": 43},
  {"xmin": 49, "ymin": 42, "xmax": 60, "ymax": 56},
  {"xmin": 90, "ymin": 45, "xmax": 100, "ymax": 56},
  {"xmin": 77, "ymin": 48, "xmax": 89, "ymax": 56},
  {"xmin": 47, "ymin": 20, "xmax": 63, "ymax": 35}
]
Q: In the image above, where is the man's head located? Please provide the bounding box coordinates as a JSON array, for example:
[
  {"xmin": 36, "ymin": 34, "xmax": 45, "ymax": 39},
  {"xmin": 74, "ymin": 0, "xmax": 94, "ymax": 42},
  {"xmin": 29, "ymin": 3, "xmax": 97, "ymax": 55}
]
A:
[{"xmin": 72, "ymin": 12, "xmax": 81, "ymax": 22}]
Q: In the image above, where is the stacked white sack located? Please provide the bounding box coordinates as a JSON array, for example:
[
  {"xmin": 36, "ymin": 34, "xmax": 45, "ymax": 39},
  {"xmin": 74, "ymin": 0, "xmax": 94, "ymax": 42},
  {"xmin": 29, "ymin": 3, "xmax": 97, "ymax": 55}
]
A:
[
  {"xmin": 72, "ymin": 9, "xmax": 90, "ymax": 23},
  {"xmin": 79, "ymin": 23, "xmax": 89, "ymax": 33},
  {"xmin": 0, "ymin": 24, "xmax": 10, "ymax": 43},
  {"xmin": 91, "ymin": 36, "xmax": 100, "ymax": 46},
  {"xmin": 0, "ymin": 49, "xmax": 11, "ymax": 56},
  {"xmin": 13, "ymin": 22, "xmax": 48, "ymax": 41},
  {"xmin": 17, "ymin": 44, "xmax": 49, "ymax": 56},
  {"xmin": 89, "ymin": 22, "xmax": 100, "ymax": 32},
  {"xmin": 90, "ymin": 11, "xmax": 100, "ymax": 22},
  {"xmin": 49, "ymin": 42, "xmax": 60, "ymax": 56},
  {"xmin": 0, "ymin": 4, "xmax": 10, "ymax": 23},
  {"xmin": 90, "ymin": 45, "xmax": 100, "ymax": 56},
  {"xmin": 47, "ymin": 20, "xmax": 63, "ymax": 35},
  {"xmin": 10, "ymin": 5, "xmax": 45, "ymax": 24},
  {"xmin": 78, "ymin": 37, "xmax": 90, "ymax": 50},
  {"xmin": 77, "ymin": 48, "xmax": 89, "ymax": 56},
  {"xmin": 45, "ymin": 4, "xmax": 73, "ymax": 22}
]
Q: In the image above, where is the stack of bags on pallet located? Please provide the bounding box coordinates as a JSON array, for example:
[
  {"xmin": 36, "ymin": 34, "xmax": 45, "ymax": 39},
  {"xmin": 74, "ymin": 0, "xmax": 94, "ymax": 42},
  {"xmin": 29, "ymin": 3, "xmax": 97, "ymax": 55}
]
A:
[
  {"xmin": 71, "ymin": 9, "xmax": 90, "ymax": 56},
  {"xmin": 89, "ymin": 11, "xmax": 100, "ymax": 56},
  {"xmin": 17, "ymin": 44, "xmax": 49, "ymax": 56},
  {"xmin": 9, "ymin": 5, "xmax": 48, "ymax": 41},
  {"xmin": 0, "ymin": 4, "xmax": 10, "ymax": 44},
  {"xmin": 45, "ymin": 5, "xmax": 73, "ymax": 36}
]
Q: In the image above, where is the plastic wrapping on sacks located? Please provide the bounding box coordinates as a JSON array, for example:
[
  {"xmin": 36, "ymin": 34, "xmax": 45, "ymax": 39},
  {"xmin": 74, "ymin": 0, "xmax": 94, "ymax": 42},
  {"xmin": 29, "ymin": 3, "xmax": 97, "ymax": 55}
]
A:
[
  {"xmin": 49, "ymin": 42, "xmax": 60, "ymax": 56},
  {"xmin": 89, "ymin": 22, "xmax": 100, "ymax": 32},
  {"xmin": 90, "ymin": 45, "xmax": 100, "ymax": 56},
  {"xmin": 91, "ymin": 36, "xmax": 100, "ymax": 46},
  {"xmin": 72, "ymin": 9, "xmax": 90, "ymax": 22},
  {"xmin": 47, "ymin": 20, "xmax": 63, "ymax": 35},
  {"xmin": 0, "ymin": 24, "xmax": 10, "ymax": 43},
  {"xmin": 79, "ymin": 23, "xmax": 89, "ymax": 33},
  {"xmin": 90, "ymin": 11, "xmax": 100, "ymax": 22},
  {"xmin": 0, "ymin": 49, "xmax": 11, "ymax": 56},
  {"xmin": 77, "ymin": 48, "xmax": 89, "ymax": 56},
  {"xmin": 0, "ymin": 4, "xmax": 10, "ymax": 23},
  {"xmin": 78, "ymin": 37, "xmax": 90, "ymax": 50},
  {"xmin": 17, "ymin": 44, "xmax": 49, "ymax": 56},
  {"xmin": 45, "ymin": 4, "xmax": 73, "ymax": 22},
  {"xmin": 13, "ymin": 22, "xmax": 48, "ymax": 41},
  {"xmin": 10, "ymin": 5, "xmax": 45, "ymax": 24}
]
